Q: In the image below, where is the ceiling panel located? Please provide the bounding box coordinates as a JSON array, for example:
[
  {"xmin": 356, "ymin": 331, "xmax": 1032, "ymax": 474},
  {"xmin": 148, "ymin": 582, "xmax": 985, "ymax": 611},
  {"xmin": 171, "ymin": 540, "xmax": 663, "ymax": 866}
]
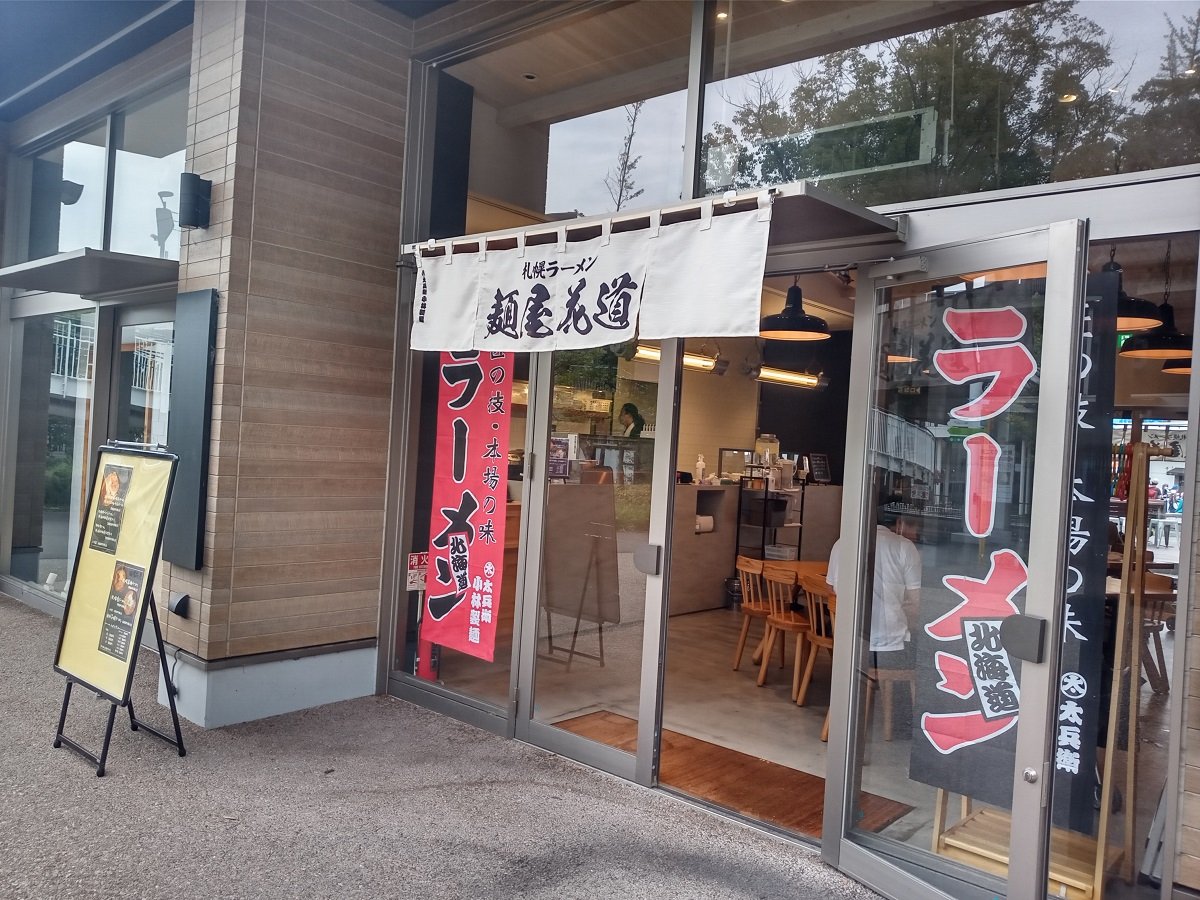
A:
[
  {"xmin": 0, "ymin": 1, "xmax": 192, "ymax": 122},
  {"xmin": 447, "ymin": 1, "xmax": 693, "ymax": 116}
]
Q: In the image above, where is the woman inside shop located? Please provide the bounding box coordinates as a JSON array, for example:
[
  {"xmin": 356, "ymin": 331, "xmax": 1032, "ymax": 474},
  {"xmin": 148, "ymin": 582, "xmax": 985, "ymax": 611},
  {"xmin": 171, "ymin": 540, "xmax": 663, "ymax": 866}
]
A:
[{"xmin": 618, "ymin": 403, "xmax": 645, "ymax": 437}]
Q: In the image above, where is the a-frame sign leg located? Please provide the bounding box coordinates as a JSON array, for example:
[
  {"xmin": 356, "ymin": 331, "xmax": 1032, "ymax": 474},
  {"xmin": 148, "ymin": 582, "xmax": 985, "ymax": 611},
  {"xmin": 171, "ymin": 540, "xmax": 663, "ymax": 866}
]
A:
[
  {"xmin": 53, "ymin": 679, "xmax": 120, "ymax": 777},
  {"xmin": 52, "ymin": 596, "xmax": 185, "ymax": 774},
  {"xmin": 127, "ymin": 596, "xmax": 186, "ymax": 757}
]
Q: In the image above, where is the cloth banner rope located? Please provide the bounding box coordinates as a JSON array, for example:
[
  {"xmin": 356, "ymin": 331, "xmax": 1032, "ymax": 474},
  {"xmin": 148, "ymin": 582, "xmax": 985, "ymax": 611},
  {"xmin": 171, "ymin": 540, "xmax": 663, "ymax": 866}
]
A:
[{"xmin": 410, "ymin": 195, "xmax": 773, "ymax": 352}]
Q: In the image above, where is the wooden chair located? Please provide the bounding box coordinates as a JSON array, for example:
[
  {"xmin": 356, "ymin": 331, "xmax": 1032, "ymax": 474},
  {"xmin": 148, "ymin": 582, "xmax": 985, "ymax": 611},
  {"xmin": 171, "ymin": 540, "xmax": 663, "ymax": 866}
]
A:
[
  {"xmin": 732, "ymin": 556, "xmax": 770, "ymax": 670},
  {"xmin": 1140, "ymin": 571, "xmax": 1176, "ymax": 694},
  {"xmin": 756, "ymin": 566, "xmax": 808, "ymax": 699},
  {"xmin": 797, "ymin": 574, "xmax": 837, "ymax": 740}
]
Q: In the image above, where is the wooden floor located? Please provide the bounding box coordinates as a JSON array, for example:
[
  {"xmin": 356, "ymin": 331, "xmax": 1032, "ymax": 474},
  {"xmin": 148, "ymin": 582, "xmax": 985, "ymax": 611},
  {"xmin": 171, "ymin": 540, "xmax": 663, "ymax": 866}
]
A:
[{"xmin": 557, "ymin": 710, "xmax": 912, "ymax": 838}]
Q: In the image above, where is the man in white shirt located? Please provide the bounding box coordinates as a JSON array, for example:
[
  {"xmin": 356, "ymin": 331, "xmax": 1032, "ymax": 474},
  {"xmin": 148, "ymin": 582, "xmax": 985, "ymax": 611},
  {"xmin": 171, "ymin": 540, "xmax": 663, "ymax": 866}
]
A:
[{"xmin": 826, "ymin": 506, "xmax": 922, "ymax": 668}]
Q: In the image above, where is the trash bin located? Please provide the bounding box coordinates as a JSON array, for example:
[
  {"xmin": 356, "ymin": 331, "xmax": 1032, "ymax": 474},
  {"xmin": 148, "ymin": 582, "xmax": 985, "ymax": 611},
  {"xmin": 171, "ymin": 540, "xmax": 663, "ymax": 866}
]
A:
[{"xmin": 725, "ymin": 576, "xmax": 742, "ymax": 608}]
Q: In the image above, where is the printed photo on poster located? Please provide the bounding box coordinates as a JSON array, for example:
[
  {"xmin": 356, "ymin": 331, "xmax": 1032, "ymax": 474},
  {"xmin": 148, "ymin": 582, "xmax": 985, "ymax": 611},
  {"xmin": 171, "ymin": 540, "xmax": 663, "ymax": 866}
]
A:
[
  {"xmin": 97, "ymin": 561, "xmax": 145, "ymax": 661},
  {"xmin": 89, "ymin": 464, "xmax": 133, "ymax": 554},
  {"xmin": 548, "ymin": 435, "xmax": 571, "ymax": 479}
]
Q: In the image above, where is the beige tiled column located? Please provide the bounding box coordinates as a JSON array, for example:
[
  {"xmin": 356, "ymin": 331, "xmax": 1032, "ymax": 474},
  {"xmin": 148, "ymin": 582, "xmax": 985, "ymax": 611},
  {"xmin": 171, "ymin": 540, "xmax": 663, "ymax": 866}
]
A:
[{"xmin": 159, "ymin": 0, "xmax": 409, "ymax": 661}]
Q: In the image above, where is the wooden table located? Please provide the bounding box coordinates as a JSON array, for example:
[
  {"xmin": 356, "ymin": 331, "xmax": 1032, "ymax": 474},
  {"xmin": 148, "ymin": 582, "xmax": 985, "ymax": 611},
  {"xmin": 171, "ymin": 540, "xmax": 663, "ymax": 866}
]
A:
[
  {"xmin": 1106, "ymin": 551, "xmax": 1174, "ymax": 574},
  {"xmin": 1104, "ymin": 576, "xmax": 1176, "ymax": 602}
]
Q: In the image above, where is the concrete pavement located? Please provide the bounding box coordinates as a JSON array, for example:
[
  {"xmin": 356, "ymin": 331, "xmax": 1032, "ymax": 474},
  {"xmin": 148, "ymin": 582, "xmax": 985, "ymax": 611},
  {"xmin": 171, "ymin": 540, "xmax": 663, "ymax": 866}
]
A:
[{"xmin": 0, "ymin": 596, "xmax": 880, "ymax": 900}]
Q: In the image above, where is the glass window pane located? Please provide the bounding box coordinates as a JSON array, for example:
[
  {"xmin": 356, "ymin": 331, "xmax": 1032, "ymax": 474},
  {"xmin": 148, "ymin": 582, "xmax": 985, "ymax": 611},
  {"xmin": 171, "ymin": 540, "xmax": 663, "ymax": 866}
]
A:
[
  {"xmin": 26, "ymin": 124, "xmax": 107, "ymax": 261},
  {"xmin": 7, "ymin": 310, "xmax": 97, "ymax": 595},
  {"xmin": 1046, "ymin": 236, "xmax": 1198, "ymax": 900},
  {"xmin": 702, "ymin": 1, "xmax": 1200, "ymax": 207},
  {"xmin": 844, "ymin": 263, "xmax": 1048, "ymax": 893},
  {"xmin": 116, "ymin": 321, "xmax": 174, "ymax": 445},
  {"xmin": 110, "ymin": 81, "xmax": 188, "ymax": 259},
  {"xmin": 445, "ymin": 1, "xmax": 692, "ymax": 219},
  {"xmin": 397, "ymin": 353, "xmax": 528, "ymax": 708}
]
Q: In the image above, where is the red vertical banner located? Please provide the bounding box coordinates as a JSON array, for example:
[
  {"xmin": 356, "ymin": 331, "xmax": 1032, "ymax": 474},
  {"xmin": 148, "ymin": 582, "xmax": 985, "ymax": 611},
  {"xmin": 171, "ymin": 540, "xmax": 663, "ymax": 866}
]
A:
[{"xmin": 423, "ymin": 351, "xmax": 513, "ymax": 662}]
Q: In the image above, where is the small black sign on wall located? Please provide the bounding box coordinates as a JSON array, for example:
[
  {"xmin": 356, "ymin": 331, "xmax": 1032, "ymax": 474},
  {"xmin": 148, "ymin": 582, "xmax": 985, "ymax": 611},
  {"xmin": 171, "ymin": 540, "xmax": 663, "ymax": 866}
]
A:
[{"xmin": 162, "ymin": 289, "xmax": 218, "ymax": 570}]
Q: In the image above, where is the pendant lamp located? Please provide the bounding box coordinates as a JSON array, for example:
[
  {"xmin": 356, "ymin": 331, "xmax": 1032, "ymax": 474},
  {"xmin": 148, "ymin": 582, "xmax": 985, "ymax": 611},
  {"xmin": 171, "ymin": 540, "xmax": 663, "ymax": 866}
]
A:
[
  {"xmin": 760, "ymin": 276, "xmax": 831, "ymax": 341},
  {"xmin": 1103, "ymin": 245, "xmax": 1161, "ymax": 332},
  {"xmin": 1162, "ymin": 358, "xmax": 1191, "ymax": 375},
  {"xmin": 1119, "ymin": 240, "xmax": 1193, "ymax": 359}
]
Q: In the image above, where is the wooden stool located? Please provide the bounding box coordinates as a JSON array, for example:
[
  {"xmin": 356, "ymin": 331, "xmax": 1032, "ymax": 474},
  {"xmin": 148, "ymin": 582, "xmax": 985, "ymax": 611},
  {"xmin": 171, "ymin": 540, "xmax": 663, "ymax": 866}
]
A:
[{"xmin": 867, "ymin": 664, "xmax": 915, "ymax": 741}]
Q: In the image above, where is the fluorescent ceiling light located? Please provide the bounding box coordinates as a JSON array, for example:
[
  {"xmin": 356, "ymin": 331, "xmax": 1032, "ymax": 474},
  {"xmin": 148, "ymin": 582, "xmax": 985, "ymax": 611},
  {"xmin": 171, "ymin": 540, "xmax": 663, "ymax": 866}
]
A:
[
  {"xmin": 634, "ymin": 344, "xmax": 721, "ymax": 372},
  {"xmin": 756, "ymin": 366, "xmax": 825, "ymax": 389}
]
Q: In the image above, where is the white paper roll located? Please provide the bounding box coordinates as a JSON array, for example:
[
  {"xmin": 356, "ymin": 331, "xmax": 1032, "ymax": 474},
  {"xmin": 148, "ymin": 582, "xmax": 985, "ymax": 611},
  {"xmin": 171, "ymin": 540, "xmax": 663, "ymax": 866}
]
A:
[{"xmin": 695, "ymin": 515, "xmax": 715, "ymax": 534}]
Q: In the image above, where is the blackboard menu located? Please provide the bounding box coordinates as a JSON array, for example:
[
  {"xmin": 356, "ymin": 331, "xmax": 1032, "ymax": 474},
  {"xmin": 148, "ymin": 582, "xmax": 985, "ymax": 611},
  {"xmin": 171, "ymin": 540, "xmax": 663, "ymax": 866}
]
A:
[{"xmin": 808, "ymin": 453, "xmax": 832, "ymax": 483}]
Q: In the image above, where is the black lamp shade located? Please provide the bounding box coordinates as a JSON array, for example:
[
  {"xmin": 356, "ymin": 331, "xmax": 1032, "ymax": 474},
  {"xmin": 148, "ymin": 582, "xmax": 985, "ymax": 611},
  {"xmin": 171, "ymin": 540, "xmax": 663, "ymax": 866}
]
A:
[
  {"xmin": 1163, "ymin": 358, "xmax": 1192, "ymax": 375},
  {"xmin": 1116, "ymin": 294, "xmax": 1162, "ymax": 331},
  {"xmin": 760, "ymin": 284, "xmax": 831, "ymax": 341},
  {"xmin": 1119, "ymin": 301, "xmax": 1193, "ymax": 359},
  {"xmin": 1102, "ymin": 258, "xmax": 1161, "ymax": 331}
]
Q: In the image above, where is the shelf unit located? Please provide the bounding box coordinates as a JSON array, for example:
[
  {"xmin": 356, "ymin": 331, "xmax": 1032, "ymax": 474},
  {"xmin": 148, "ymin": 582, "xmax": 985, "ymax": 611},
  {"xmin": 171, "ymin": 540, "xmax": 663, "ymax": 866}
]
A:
[{"xmin": 737, "ymin": 465, "xmax": 804, "ymax": 561}]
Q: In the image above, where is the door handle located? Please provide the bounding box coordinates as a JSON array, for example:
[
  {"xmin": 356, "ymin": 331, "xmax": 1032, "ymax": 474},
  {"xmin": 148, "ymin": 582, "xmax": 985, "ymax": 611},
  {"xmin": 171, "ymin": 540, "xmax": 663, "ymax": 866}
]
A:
[
  {"xmin": 1000, "ymin": 614, "xmax": 1047, "ymax": 663},
  {"xmin": 634, "ymin": 544, "xmax": 661, "ymax": 576}
]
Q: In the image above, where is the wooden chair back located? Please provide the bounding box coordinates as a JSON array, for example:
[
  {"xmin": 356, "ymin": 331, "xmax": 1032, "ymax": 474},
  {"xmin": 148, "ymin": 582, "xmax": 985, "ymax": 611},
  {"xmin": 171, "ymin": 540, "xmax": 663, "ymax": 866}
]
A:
[
  {"xmin": 736, "ymin": 555, "xmax": 766, "ymax": 608},
  {"xmin": 1141, "ymin": 571, "xmax": 1176, "ymax": 626},
  {"xmin": 1143, "ymin": 571, "xmax": 1175, "ymax": 592},
  {"xmin": 800, "ymin": 574, "xmax": 837, "ymax": 648},
  {"xmin": 762, "ymin": 565, "xmax": 796, "ymax": 617}
]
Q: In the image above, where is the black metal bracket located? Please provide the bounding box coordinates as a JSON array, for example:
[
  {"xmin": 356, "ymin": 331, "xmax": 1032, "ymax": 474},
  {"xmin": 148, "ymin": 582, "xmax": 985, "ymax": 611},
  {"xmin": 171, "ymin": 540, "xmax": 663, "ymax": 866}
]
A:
[
  {"xmin": 1000, "ymin": 613, "xmax": 1048, "ymax": 664},
  {"xmin": 53, "ymin": 595, "xmax": 186, "ymax": 776}
]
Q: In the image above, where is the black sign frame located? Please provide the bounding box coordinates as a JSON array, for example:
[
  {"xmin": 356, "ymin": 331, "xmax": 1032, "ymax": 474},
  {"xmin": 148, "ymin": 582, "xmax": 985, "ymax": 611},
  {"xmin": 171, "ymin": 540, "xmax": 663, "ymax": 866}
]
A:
[{"xmin": 51, "ymin": 442, "xmax": 186, "ymax": 776}]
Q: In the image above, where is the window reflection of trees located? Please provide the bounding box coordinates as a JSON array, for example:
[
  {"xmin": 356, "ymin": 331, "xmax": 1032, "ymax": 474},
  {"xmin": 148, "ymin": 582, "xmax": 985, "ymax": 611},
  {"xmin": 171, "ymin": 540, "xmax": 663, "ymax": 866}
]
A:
[{"xmin": 703, "ymin": 3, "xmax": 1200, "ymax": 203}]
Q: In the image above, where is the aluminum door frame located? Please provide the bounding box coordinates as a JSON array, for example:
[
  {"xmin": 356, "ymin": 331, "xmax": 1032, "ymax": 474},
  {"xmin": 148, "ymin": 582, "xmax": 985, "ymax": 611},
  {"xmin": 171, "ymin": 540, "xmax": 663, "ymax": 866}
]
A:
[
  {"xmin": 823, "ymin": 221, "xmax": 1089, "ymax": 900},
  {"xmin": 513, "ymin": 341, "xmax": 682, "ymax": 784}
]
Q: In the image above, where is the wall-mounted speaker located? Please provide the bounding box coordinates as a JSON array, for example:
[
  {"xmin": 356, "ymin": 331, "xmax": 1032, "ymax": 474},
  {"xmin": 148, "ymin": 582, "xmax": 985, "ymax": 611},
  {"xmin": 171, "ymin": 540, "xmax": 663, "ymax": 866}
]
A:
[{"xmin": 178, "ymin": 172, "xmax": 212, "ymax": 229}]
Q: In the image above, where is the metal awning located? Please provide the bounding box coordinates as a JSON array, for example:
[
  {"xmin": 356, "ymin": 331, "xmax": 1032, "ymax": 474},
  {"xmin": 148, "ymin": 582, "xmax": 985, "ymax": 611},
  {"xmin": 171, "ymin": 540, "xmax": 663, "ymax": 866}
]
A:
[
  {"xmin": 765, "ymin": 180, "xmax": 901, "ymax": 246},
  {"xmin": 403, "ymin": 179, "xmax": 902, "ymax": 256},
  {"xmin": 0, "ymin": 248, "xmax": 178, "ymax": 298}
]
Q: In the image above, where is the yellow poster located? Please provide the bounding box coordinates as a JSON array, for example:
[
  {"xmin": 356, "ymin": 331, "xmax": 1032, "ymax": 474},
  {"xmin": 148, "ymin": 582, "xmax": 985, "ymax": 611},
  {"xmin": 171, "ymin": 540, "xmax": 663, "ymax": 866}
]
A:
[{"xmin": 54, "ymin": 448, "xmax": 176, "ymax": 702}]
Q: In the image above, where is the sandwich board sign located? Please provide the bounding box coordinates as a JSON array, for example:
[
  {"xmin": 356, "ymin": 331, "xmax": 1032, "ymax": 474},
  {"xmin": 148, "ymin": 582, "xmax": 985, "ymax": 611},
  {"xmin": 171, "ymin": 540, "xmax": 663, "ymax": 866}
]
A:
[{"xmin": 52, "ymin": 443, "xmax": 185, "ymax": 775}]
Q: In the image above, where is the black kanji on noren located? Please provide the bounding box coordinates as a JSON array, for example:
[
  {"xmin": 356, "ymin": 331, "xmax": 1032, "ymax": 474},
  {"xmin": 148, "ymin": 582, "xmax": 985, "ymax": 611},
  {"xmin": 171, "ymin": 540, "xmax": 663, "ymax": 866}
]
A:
[
  {"xmin": 523, "ymin": 284, "xmax": 554, "ymax": 338},
  {"xmin": 558, "ymin": 278, "xmax": 592, "ymax": 335},
  {"xmin": 595, "ymin": 272, "xmax": 637, "ymax": 329},
  {"xmin": 485, "ymin": 290, "xmax": 520, "ymax": 340}
]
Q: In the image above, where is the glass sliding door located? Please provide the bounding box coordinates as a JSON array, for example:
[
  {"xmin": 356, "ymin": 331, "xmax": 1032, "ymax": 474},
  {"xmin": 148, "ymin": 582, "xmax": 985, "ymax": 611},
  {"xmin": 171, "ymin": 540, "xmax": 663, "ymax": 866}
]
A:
[
  {"xmin": 830, "ymin": 223, "xmax": 1089, "ymax": 899},
  {"xmin": 515, "ymin": 342, "xmax": 678, "ymax": 778},
  {"xmin": 4, "ymin": 309, "xmax": 98, "ymax": 596}
]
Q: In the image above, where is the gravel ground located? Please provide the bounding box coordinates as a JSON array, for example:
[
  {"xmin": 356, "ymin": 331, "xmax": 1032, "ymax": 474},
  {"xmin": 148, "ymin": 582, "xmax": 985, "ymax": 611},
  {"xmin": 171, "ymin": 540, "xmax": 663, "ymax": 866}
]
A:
[{"xmin": 0, "ymin": 595, "xmax": 881, "ymax": 900}]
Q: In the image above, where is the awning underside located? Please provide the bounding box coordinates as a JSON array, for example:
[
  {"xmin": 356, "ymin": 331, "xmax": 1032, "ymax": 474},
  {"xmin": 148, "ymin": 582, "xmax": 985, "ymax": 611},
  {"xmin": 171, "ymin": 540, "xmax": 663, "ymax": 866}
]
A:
[{"xmin": 0, "ymin": 248, "xmax": 179, "ymax": 298}]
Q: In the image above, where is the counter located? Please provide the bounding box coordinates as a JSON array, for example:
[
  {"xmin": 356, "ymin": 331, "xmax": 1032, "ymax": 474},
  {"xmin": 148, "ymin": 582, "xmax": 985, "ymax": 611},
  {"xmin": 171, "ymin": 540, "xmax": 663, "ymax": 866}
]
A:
[{"xmin": 669, "ymin": 484, "xmax": 739, "ymax": 614}]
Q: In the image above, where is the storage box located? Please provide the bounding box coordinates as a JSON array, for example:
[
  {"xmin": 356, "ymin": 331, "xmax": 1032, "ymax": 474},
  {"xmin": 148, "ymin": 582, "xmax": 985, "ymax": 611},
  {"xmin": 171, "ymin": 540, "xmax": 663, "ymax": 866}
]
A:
[
  {"xmin": 743, "ymin": 496, "xmax": 788, "ymax": 526},
  {"xmin": 764, "ymin": 543, "xmax": 798, "ymax": 560}
]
